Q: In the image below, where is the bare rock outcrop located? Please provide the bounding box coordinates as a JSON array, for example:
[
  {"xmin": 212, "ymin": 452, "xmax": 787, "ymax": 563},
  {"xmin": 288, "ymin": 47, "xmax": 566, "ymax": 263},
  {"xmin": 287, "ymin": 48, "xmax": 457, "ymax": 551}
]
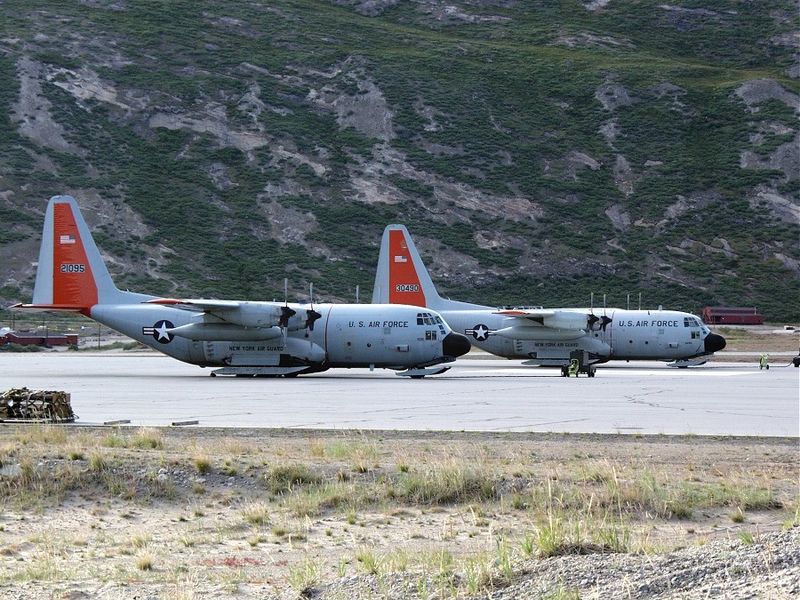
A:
[
  {"xmin": 595, "ymin": 75, "xmax": 633, "ymax": 111},
  {"xmin": 748, "ymin": 185, "xmax": 800, "ymax": 224},
  {"xmin": 740, "ymin": 132, "xmax": 800, "ymax": 181},
  {"xmin": 734, "ymin": 79, "xmax": 800, "ymax": 113},
  {"xmin": 12, "ymin": 56, "xmax": 84, "ymax": 155}
]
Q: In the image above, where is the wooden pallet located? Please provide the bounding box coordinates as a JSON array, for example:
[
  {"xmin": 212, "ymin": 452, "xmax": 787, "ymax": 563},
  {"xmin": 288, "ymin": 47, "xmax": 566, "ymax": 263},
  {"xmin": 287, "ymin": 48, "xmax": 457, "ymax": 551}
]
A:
[{"xmin": 1, "ymin": 387, "xmax": 76, "ymax": 422}]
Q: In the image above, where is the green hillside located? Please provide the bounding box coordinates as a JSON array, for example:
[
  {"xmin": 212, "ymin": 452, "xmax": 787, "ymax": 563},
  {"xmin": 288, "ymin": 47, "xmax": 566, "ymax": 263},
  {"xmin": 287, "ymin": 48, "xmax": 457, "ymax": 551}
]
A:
[{"xmin": 0, "ymin": 0, "xmax": 798, "ymax": 319}]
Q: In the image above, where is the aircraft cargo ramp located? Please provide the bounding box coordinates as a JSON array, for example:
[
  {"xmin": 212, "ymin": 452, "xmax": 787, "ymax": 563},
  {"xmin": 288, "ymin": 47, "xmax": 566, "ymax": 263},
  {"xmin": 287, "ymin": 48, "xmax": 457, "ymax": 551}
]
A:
[{"xmin": 1, "ymin": 388, "xmax": 76, "ymax": 423}]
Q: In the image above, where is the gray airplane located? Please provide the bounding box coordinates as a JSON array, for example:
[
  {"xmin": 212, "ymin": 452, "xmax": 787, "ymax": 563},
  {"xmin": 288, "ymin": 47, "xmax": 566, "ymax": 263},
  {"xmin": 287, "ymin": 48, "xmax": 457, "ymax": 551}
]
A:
[
  {"xmin": 372, "ymin": 225, "xmax": 726, "ymax": 376},
  {"xmin": 12, "ymin": 196, "xmax": 469, "ymax": 377}
]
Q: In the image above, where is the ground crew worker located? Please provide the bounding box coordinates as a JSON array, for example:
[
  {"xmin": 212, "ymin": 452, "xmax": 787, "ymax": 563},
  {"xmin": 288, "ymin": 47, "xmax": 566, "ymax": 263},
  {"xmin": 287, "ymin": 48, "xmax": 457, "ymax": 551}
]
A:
[
  {"xmin": 759, "ymin": 353, "xmax": 769, "ymax": 370},
  {"xmin": 568, "ymin": 358, "xmax": 580, "ymax": 377}
]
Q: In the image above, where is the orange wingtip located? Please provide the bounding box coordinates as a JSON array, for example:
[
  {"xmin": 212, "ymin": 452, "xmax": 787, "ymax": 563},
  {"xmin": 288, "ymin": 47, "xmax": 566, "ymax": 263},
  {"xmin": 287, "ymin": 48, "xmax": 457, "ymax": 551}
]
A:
[
  {"xmin": 145, "ymin": 298, "xmax": 183, "ymax": 305},
  {"xmin": 494, "ymin": 310, "xmax": 527, "ymax": 316}
]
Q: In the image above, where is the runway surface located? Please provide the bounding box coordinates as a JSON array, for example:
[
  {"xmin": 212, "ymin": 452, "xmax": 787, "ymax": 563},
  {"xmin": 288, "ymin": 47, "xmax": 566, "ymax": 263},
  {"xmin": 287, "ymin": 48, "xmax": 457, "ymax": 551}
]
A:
[{"xmin": 0, "ymin": 353, "xmax": 797, "ymax": 436}]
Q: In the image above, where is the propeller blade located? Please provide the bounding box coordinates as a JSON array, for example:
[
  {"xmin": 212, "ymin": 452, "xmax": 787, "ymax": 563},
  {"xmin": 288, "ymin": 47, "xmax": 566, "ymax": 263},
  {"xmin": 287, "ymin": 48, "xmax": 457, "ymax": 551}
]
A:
[
  {"xmin": 305, "ymin": 309, "xmax": 322, "ymax": 331},
  {"xmin": 279, "ymin": 305, "xmax": 296, "ymax": 328}
]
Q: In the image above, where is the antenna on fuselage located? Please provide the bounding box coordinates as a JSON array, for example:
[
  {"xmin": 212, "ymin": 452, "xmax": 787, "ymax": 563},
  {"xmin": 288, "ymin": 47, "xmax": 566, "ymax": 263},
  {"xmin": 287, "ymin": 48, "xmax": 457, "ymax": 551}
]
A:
[
  {"xmin": 355, "ymin": 285, "xmax": 360, "ymax": 303},
  {"xmin": 638, "ymin": 292, "xmax": 642, "ymax": 311}
]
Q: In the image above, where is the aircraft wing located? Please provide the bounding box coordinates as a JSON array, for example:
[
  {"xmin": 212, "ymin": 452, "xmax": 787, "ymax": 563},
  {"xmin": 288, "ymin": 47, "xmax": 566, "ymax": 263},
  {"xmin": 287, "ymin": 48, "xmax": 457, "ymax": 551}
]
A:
[
  {"xmin": 144, "ymin": 298, "xmax": 318, "ymax": 330},
  {"xmin": 493, "ymin": 308, "xmax": 604, "ymax": 331},
  {"xmin": 145, "ymin": 298, "xmax": 243, "ymax": 312}
]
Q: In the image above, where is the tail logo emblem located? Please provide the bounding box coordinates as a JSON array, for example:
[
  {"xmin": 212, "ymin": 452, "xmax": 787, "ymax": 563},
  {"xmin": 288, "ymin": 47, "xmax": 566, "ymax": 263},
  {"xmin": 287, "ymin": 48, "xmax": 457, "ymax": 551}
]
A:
[
  {"xmin": 142, "ymin": 320, "xmax": 175, "ymax": 343},
  {"xmin": 466, "ymin": 324, "xmax": 492, "ymax": 341}
]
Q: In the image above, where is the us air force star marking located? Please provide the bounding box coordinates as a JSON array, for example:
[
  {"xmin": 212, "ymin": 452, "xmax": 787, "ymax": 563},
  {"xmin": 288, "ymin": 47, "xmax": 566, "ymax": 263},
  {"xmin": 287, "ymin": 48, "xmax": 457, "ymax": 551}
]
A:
[
  {"xmin": 142, "ymin": 320, "xmax": 175, "ymax": 343},
  {"xmin": 465, "ymin": 324, "xmax": 491, "ymax": 341}
]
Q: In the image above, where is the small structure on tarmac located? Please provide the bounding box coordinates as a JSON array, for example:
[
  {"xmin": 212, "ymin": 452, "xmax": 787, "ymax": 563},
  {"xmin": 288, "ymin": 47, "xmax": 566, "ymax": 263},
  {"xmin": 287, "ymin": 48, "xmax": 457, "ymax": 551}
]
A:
[
  {"xmin": 1, "ymin": 388, "xmax": 76, "ymax": 422},
  {"xmin": 701, "ymin": 307, "xmax": 764, "ymax": 325},
  {"xmin": 0, "ymin": 330, "xmax": 79, "ymax": 347}
]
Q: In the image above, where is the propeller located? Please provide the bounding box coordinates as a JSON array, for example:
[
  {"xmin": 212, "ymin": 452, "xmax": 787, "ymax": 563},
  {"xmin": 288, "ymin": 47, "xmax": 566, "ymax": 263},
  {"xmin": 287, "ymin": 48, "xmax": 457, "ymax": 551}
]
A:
[
  {"xmin": 279, "ymin": 278, "xmax": 295, "ymax": 344},
  {"xmin": 587, "ymin": 314, "xmax": 599, "ymax": 330},
  {"xmin": 305, "ymin": 282, "xmax": 321, "ymax": 333}
]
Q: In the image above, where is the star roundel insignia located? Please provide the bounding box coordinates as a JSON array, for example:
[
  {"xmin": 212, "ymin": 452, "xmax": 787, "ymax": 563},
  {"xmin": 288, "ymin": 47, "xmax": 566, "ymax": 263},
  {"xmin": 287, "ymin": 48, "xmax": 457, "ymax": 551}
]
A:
[
  {"xmin": 142, "ymin": 320, "xmax": 175, "ymax": 344},
  {"xmin": 466, "ymin": 323, "xmax": 491, "ymax": 341}
]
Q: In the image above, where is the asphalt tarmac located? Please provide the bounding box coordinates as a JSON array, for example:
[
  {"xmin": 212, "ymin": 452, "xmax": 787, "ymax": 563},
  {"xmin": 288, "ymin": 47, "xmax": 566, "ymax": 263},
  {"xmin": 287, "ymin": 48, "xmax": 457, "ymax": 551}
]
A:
[{"xmin": 0, "ymin": 353, "xmax": 797, "ymax": 436}]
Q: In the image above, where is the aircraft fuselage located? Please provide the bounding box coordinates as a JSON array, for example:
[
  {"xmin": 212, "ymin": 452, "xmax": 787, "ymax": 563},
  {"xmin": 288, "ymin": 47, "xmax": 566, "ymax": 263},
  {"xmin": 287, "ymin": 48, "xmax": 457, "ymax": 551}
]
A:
[
  {"xmin": 92, "ymin": 303, "xmax": 456, "ymax": 371},
  {"xmin": 446, "ymin": 308, "xmax": 715, "ymax": 363}
]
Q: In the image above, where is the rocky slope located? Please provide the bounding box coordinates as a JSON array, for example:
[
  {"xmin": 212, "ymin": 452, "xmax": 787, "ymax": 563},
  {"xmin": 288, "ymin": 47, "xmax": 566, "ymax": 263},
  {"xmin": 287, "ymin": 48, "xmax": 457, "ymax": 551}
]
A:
[{"xmin": 0, "ymin": 1, "xmax": 797, "ymax": 318}]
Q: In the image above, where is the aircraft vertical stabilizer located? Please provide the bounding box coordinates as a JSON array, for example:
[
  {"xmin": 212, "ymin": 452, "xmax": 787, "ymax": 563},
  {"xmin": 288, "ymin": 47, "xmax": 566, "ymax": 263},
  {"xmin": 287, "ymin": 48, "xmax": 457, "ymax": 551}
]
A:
[
  {"xmin": 372, "ymin": 225, "xmax": 484, "ymax": 310},
  {"xmin": 24, "ymin": 195, "xmax": 152, "ymax": 314}
]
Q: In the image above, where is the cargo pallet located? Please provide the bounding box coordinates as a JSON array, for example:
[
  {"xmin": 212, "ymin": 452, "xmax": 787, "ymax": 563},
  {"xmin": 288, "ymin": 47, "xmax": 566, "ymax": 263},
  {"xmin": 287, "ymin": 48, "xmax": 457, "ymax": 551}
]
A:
[{"xmin": 1, "ymin": 388, "xmax": 76, "ymax": 423}]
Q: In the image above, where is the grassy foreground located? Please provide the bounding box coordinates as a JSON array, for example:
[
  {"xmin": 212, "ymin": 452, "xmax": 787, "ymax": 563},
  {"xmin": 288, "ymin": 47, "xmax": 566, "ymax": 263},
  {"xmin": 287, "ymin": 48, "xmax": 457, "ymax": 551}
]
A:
[{"xmin": 0, "ymin": 427, "xmax": 797, "ymax": 597}]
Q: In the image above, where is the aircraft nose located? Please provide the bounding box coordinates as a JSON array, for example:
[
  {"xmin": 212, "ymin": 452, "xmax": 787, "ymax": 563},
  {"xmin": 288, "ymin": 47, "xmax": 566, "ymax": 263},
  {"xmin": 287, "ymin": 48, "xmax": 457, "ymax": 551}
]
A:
[
  {"xmin": 443, "ymin": 332, "xmax": 471, "ymax": 358},
  {"xmin": 704, "ymin": 332, "xmax": 726, "ymax": 353}
]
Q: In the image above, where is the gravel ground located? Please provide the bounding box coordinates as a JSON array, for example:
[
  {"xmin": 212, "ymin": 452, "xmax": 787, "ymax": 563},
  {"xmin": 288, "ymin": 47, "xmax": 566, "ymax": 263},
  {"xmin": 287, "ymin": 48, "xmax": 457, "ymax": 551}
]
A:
[
  {"xmin": 317, "ymin": 529, "xmax": 800, "ymax": 599},
  {"xmin": 1, "ymin": 428, "xmax": 796, "ymax": 600}
]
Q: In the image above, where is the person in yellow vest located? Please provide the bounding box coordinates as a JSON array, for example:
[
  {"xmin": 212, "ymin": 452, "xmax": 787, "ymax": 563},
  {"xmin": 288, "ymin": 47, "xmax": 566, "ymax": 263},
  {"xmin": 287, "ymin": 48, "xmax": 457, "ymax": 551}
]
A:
[
  {"xmin": 759, "ymin": 353, "xmax": 769, "ymax": 370},
  {"xmin": 568, "ymin": 358, "xmax": 580, "ymax": 377}
]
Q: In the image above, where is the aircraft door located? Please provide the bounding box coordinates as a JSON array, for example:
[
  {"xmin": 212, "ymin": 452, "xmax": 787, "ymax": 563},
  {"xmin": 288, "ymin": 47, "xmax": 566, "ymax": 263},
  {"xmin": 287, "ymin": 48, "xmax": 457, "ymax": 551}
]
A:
[
  {"xmin": 325, "ymin": 309, "xmax": 393, "ymax": 366},
  {"xmin": 329, "ymin": 311, "xmax": 355, "ymax": 364}
]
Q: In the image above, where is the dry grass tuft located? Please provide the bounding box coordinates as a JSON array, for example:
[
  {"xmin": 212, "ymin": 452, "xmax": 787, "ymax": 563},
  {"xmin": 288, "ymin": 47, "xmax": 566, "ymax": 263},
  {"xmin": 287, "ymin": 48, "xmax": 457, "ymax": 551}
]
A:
[{"xmin": 242, "ymin": 502, "xmax": 271, "ymax": 526}]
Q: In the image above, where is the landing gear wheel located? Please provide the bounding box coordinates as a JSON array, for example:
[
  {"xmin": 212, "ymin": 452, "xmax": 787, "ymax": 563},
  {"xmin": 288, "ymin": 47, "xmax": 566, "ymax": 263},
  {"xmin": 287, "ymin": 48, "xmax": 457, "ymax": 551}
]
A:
[{"xmin": 587, "ymin": 367, "xmax": 596, "ymax": 378}]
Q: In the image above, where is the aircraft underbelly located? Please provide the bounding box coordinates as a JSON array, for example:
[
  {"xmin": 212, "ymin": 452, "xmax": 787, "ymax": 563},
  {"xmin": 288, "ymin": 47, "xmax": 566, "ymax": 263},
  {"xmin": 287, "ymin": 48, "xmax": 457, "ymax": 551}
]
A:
[
  {"xmin": 202, "ymin": 338, "xmax": 326, "ymax": 367},
  {"xmin": 511, "ymin": 336, "xmax": 611, "ymax": 360}
]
